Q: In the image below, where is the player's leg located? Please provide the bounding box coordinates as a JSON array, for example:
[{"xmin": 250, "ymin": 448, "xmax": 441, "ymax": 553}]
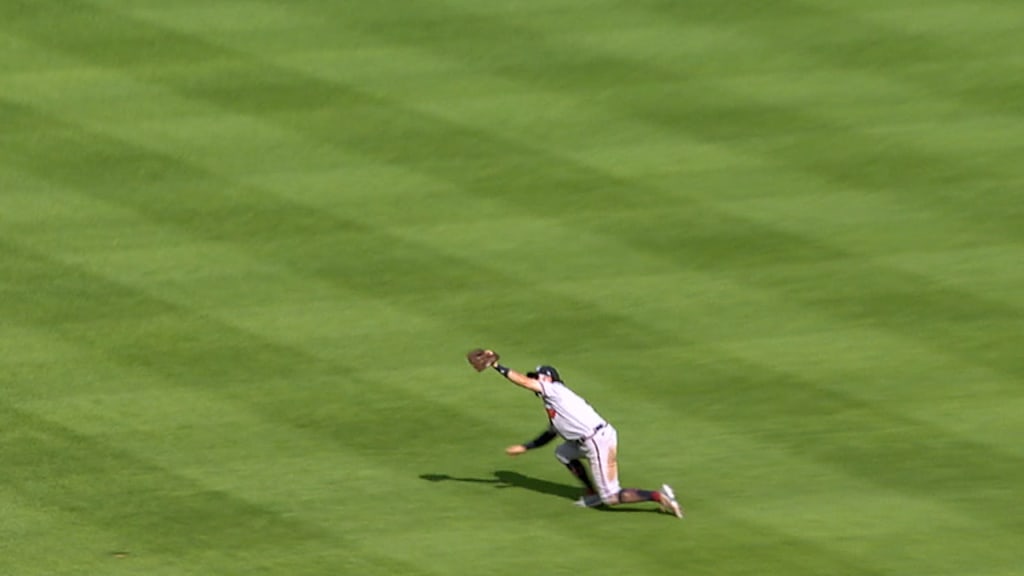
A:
[
  {"xmin": 577, "ymin": 426, "xmax": 622, "ymax": 505},
  {"xmin": 576, "ymin": 485, "xmax": 682, "ymax": 518},
  {"xmin": 607, "ymin": 486, "xmax": 683, "ymax": 518},
  {"xmin": 575, "ymin": 426, "xmax": 683, "ymax": 517},
  {"xmin": 554, "ymin": 441, "xmax": 597, "ymax": 494},
  {"xmin": 576, "ymin": 488, "xmax": 662, "ymax": 506}
]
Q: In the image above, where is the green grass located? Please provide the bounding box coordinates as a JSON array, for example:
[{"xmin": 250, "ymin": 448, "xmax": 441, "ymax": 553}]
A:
[{"xmin": 2, "ymin": 1, "xmax": 1023, "ymax": 574}]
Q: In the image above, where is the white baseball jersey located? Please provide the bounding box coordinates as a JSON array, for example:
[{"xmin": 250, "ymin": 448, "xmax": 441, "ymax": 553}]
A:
[{"xmin": 538, "ymin": 380, "xmax": 606, "ymax": 440}]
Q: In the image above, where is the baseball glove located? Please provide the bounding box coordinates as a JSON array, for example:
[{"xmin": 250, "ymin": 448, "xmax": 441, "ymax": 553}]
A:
[{"xmin": 467, "ymin": 348, "xmax": 499, "ymax": 372}]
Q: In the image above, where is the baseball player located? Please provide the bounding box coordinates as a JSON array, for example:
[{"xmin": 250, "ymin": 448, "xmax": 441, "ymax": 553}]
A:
[{"xmin": 469, "ymin": 350, "xmax": 683, "ymax": 518}]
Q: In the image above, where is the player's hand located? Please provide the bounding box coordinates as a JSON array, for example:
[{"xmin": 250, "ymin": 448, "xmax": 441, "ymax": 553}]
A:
[{"xmin": 505, "ymin": 444, "xmax": 527, "ymax": 456}]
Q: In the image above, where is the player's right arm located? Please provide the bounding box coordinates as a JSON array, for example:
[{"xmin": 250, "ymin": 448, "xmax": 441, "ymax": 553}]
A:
[{"xmin": 506, "ymin": 427, "xmax": 557, "ymax": 456}]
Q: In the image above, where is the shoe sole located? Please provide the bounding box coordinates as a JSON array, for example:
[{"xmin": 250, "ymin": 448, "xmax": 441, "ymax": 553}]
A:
[{"xmin": 661, "ymin": 484, "xmax": 684, "ymax": 519}]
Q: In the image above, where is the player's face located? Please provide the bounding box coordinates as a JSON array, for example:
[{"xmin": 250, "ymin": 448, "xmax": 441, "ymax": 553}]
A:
[{"xmin": 537, "ymin": 374, "xmax": 552, "ymax": 384}]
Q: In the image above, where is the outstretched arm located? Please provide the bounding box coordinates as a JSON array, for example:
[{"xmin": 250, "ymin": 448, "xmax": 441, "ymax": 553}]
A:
[
  {"xmin": 491, "ymin": 361, "xmax": 542, "ymax": 393},
  {"xmin": 471, "ymin": 349, "xmax": 542, "ymax": 393}
]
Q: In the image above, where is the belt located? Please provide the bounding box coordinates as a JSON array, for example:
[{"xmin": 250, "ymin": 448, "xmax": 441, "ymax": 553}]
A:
[{"xmin": 579, "ymin": 423, "xmax": 607, "ymax": 443}]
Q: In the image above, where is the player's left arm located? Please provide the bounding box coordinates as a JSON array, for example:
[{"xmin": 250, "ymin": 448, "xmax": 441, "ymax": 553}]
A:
[{"xmin": 492, "ymin": 362, "xmax": 542, "ymax": 393}]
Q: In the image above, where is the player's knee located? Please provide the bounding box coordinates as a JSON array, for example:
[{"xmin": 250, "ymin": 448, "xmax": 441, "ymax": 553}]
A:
[{"xmin": 554, "ymin": 446, "xmax": 574, "ymax": 465}]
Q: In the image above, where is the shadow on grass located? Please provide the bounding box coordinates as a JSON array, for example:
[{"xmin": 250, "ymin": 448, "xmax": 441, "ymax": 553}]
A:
[
  {"xmin": 419, "ymin": 471, "xmax": 655, "ymax": 513},
  {"xmin": 420, "ymin": 470, "xmax": 578, "ymax": 499}
]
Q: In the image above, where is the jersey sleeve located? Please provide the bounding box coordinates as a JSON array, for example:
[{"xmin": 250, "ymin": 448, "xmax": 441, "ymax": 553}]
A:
[
  {"xmin": 537, "ymin": 380, "xmax": 550, "ymax": 398},
  {"xmin": 538, "ymin": 380, "xmax": 561, "ymax": 400}
]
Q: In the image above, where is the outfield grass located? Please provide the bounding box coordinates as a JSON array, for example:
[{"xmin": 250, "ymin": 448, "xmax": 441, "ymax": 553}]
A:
[{"xmin": 2, "ymin": 1, "xmax": 1023, "ymax": 575}]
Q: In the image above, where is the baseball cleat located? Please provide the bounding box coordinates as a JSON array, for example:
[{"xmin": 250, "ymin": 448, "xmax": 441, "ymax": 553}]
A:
[{"xmin": 660, "ymin": 484, "xmax": 684, "ymax": 519}]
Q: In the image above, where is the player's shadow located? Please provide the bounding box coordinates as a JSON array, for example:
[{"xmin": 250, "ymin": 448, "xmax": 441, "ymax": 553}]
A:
[
  {"xmin": 420, "ymin": 470, "xmax": 579, "ymax": 500},
  {"xmin": 419, "ymin": 471, "xmax": 652, "ymax": 513}
]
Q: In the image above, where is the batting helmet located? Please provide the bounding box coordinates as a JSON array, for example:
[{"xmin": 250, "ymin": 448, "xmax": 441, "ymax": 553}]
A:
[{"xmin": 535, "ymin": 365, "xmax": 562, "ymax": 382}]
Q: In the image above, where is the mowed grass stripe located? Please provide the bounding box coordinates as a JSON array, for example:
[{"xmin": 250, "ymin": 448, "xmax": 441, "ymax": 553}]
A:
[
  {"xmin": 121, "ymin": 0, "xmax": 1024, "ymax": 203},
  {"xmin": 0, "ymin": 402, "xmax": 324, "ymax": 555},
  {"xmin": 0, "ymin": 230, "xmax": 518, "ymax": 460},
  {"xmin": 289, "ymin": 2, "xmax": 1023, "ymax": 273},
  {"xmin": 879, "ymin": 245, "xmax": 1024, "ymax": 311},
  {"xmin": 637, "ymin": 0, "xmax": 1024, "ymax": 115},
  {"xmin": 2, "ymin": 0, "xmax": 1015, "ymax": 261},
  {"xmin": 0, "ymin": 22, "xmax": 847, "ymax": 352},
  {"xmin": 0, "ymin": 96, "xmax": 672, "ymax": 353},
  {"xmin": 295, "ymin": 0, "xmax": 1024, "ymax": 240},
  {"xmin": 623, "ymin": 0, "xmax": 1024, "ymax": 219},
  {"xmin": 715, "ymin": 330, "xmax": 1024, "ymax": 459},
  {"xmin": 796, "ymin": 0, "xmax": 1024, "ymax": 104},
  {"xmin": 0, "ymin": 0, "xmax": 951, "ymax": 247},
  {"xmin": 9, "ymin": 383, "xmax": 516, "ymax": 576},
  {"xmin": 14, "ymin": 0, "xmax": 1007, "ymax": 272},
  {"xmin": 0, "ymin": 487, "xmax": 286, "ymax": 576},
  {"xmin": 1, "ymin": 62, "xmax": 355, "ymax": 181}
]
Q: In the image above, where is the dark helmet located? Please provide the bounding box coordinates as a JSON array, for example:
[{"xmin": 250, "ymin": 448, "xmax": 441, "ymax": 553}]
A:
[{"xmin": 535, "ymin": 365, "xmax": 562, "ymax": 382}]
